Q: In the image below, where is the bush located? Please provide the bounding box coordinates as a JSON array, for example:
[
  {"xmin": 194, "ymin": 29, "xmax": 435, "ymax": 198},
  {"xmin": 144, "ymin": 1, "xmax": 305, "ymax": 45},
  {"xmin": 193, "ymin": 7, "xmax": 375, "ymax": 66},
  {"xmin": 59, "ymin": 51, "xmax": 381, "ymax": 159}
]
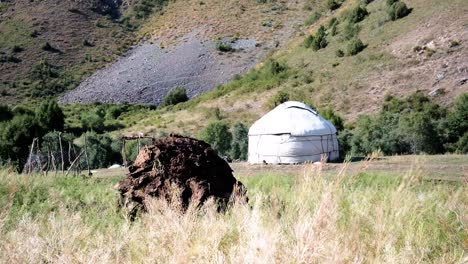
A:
[
  {"xmin": 198, "ymin": 121, "xmax": 232, "ymax": 157},
  {"xmin": 327, "ymin": 0, "xmax": 342, "ymax": 11},
  {"xmin": 336, "ymin": 49, "xmax": 345, "ymax": 57},
  {"xmin": 162, "ymin": 86, "xmax": 189, "ymax": 107},
  {"xmin": 346, "ymin": 38, "xmax": 366, "ymax": 56},
  {"xmin": 320, "ymin": 108, "xmax": 344, "ymax": 131},
  {"xmin": 342, "ymin": 21, "xmax": 360, "ymax": 40},
  {"xmin": 268, "ymin": 91, "xmax": 290, "ymax": 109},
  {"xmin": 216, "ymin": 42, "xmax": 233, "ymax": 52},
  {"xmin": 304, "ymin": 25, "xmax": 328, "ymax": 51},
  {"xmin": 388, "ymin": 1, "xmax": 411, "ymax": 21},
  {"xmin": 345, "ymin": 6, "xmax": 369, "ymax": 23},
  {"xmin": 80, "ymin": 108, "xmax": 105, "ymax": 133},
  {"xmin": 348, "ymin": 93, "xmax": 448, "ymax": 155},
  {"xmin": 230, "ymin": 122, "xmax": 249, "ymax": 160},
  {"xmin": 304, "ymin": 11, "xmax": 321, "ymax": 26},
  {"xmin": 79, "ymin": 132, "xmax": 122, "ymax": 169}
]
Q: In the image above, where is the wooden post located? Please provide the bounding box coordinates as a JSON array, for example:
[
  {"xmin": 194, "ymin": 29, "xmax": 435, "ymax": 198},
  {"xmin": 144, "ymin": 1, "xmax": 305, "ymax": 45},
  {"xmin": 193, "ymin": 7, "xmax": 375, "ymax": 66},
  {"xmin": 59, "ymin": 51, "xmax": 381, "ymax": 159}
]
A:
[
  {"xmin": 26, "ymin": 138, "xmax": 37, "ymax": 174},
  {"xmin": 36, "ymin": 139, "xmax": 44, "ymax": 175},
  {"xmin": 65, "ymin": 150, "xmax": 85, "ymax": 177},
  {"xmin": 68, "ymin": 141, "xmax": 72, "ymax": 169},
  {"xmin": 121, "ymin": 139, "xmax": 127, "ymax": 167},
  {"xmin": 46, "ymin": 145, "xmax": 51, "ymax": 176},
  {"xmin": 84, "ymin": 134, "xmax": 91, "ymax": 176},
  {"xmin": 58, "ymin": 132, "xmax": 64, "ymax": 174}
]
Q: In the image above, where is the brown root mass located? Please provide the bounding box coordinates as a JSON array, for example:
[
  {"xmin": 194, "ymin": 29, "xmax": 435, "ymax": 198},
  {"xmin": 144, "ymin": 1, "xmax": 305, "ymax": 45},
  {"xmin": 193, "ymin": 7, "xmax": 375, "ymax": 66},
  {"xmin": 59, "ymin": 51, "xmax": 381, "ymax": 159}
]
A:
[{"xmin": 118, "ymin": 135, "xmax": 246, "ymax": 215}]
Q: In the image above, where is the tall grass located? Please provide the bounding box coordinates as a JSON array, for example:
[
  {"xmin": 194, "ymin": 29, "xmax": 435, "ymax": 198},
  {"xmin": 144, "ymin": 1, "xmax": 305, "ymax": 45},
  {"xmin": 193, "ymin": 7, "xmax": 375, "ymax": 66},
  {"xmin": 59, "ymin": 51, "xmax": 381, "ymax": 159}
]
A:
[{"xmin": 0, "ymin": 159, "xmax": 466, "ymax": 263}]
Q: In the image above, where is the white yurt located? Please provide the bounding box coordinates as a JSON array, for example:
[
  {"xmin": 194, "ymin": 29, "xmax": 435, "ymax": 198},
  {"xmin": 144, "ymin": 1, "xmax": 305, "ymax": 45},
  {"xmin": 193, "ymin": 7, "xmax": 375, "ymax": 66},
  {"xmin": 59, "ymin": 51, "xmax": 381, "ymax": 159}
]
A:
[{"xmin": 248, "ymin": 101, "xmax": 339, "ymax": 164}]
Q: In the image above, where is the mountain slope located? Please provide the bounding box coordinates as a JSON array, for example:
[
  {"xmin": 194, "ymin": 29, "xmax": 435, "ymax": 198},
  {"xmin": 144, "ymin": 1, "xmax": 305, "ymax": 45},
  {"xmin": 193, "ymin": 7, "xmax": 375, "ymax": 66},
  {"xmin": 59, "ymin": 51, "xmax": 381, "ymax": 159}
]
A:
[
  {"xmin": 115, "ymin": 0, "xmax": 467, "ymax": 136},
  {"xmin": 0, "ymin": 0, "xmax": 165, "ymax": 103}
]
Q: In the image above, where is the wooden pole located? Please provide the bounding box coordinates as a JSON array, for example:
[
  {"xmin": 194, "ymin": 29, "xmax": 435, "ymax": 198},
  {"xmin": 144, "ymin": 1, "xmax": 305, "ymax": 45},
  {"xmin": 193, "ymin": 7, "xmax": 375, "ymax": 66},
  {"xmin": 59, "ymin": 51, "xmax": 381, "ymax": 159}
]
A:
[
  {"xmin": 65, "ymin": 150, "xmax": 85, "ymax": 177},
  {"xmin": 122, "ymin": 139, "xmax": 127, "ymax": 167},
  {"xmin": 46, "ymin": 145, "xmax": 51, "ymax": 176},
  {"xmin": 26, "ymin": 138, "xmax": 37, "ymax": 174},
  {"xmin": 84, "ymin": 134, "xmax": 91, "ymax": 176},
  {"xmin": 68, "ymin": 141, "xmax": 72, "ymax": 169},
  {"xmin": 36, "ymin": 139, "xmax": 44, "ymax": 175},
  {"xmin": 58, "ymin": 132, "xmax": 64, "ymax": 174}
]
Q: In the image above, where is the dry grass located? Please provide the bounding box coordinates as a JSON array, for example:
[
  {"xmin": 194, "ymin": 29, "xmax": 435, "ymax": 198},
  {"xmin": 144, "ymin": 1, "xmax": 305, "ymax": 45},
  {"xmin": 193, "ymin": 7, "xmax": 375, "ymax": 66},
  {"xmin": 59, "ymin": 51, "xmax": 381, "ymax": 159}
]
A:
[{"xmin": 0, "ymin": 157, "xmax": 466, "ymax": 263}]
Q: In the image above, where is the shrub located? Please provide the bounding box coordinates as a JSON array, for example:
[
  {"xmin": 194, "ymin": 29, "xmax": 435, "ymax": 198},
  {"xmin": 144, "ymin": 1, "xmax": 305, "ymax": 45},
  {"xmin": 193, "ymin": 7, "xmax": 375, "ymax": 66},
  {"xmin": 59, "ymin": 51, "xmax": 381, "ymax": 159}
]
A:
[
  {"xmin": 346, "ymin": 38, "xmax": 366, "ymax": 56},
  {"xmin": 269, "ymin": 90, "xmax": 290, "ymax": 109},
  {"xmin": 327, "ymin": 0, "xmax": 342, "ymax": 11},
  {"xmin": 230, "ymin": 122, "xmax": 248, "ymax": 160},
  {"xmin": 388, "ymin": 1, "xmax": 411, "ymax": 21},
  {"xmin": 162, "ymin": 86, "xmax": 189, "ymax": 107},
  {"xmin": 320, "ymin": 107, "xmax": 344, "ymax": 131},
  {"xmin": 386, "ymin": 0, "xmax": 399, "ymax": 6},
  {"xmin": 336, "ymin": 49, "xmax": 345, "ymax": 57},
  {"xmin": 304, "ymin": 11, "xmax": 321, "ymax": 26},
  {"xmin": 342, "ymin": 21, "xmax": 360, "ymax": 40},
  {"xmin": 265, "ymin": 59, "xmax": 287, "ymax": 75},
  {"xmin": 198, "ymin": 121, "xmax": 232, "ymax": 156},
  {"xmin": 216, "ymin": 42, "xmax": 233, "ymax": 52},
  {"xmin": 12, "ymin": 45, "xmax": 24, "ymax": 53},
  {"xmin": 328, "ymin": 18, "xmax": 339, "ymax": 36},
  {"xmin": 305, "ymin": 25, "xmax": 328, "ymax": 51},
  {"xmin": 80, "ymin": 109, "xmax": 105, "ymax": 133},
  {"xmin": 79, "ymin": 132, "xmax": 122, "ymax": 169},
  {"xmin": 345, "ymin": 5, "xmax": 369, "ymax": 23}
]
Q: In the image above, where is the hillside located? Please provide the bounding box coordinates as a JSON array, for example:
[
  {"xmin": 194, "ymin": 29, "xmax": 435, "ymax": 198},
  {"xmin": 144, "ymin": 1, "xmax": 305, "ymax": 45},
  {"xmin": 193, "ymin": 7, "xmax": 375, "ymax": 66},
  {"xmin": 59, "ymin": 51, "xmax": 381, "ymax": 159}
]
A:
[
  {"xmin": 114, "ymin": 0, "xmax": 467, "ymax": 136},
  {"xmin": 0, "ymin": 0, "xmax": 166, "ymax": 104},
  {"xmin": 59, "ymin": 0, "xmax": 313, "ymax": 104}
]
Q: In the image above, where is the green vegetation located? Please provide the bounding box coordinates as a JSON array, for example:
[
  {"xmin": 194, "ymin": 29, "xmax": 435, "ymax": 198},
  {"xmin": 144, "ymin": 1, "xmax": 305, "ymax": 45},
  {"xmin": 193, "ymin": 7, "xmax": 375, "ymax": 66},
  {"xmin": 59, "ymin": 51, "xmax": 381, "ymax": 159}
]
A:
[
  {"xmin": 162, "ymin": 86, "xmax": 189, "ymax": 107},
  {"xmin": 326, "ymin": 0, "xmax": 342, "ymax": 11},
  {"xmin": 304, "ymin": 25, "xmax": 328, "ymax": 50},
  {"xmin": 345, "ymin": 38, "xmax": 366, "ymax": 56},
  {"xmin": 344, "ymin": 5, "xmax": 369, "ymax": 23},
  {"xmin": 216, "ymin": 42, "xmax": 233, "ymax": 52},
  {"xmin": 342, "ymin": 93, "xmax": 468, "ymax": 156},
  {"xmin": 304, "ymin": 11, "xmax": 322, "ymax": 26},
  {"xmin": 230, "ymin": 122, "xmax": 249, "ymax": 160},
  {"xmin": 387, "ymin": 0, "xmax": 411, "ymax": 21},
  {"xmin": 0, "ymin": 157, "xmax": 465, "ymax": 262},
  {"xmin": 198, "ymin": 121, "xmax": 232, "ymax": 157}
]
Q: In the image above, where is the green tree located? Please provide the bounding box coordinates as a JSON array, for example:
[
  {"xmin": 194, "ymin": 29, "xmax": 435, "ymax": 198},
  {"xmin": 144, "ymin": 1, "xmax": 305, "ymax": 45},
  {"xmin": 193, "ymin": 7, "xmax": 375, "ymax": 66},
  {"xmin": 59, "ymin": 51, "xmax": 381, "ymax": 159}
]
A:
[
  {"xmin": 446, "ymin": 93, "xmax": 468, "ymax": 152},
  {"xmin": 231, "ymin": 122, "xmax": 249, "ymax": 160},
  {"xmin": 320, "ymin": 108, "xmax": 344, "ymax": 132},
  {"xmin": 0, "ymin": 114, "xmax": 41, "ymax": 170},
  {"xmin": 79, "ymin": 133, "xmax": 122, "ymax": 169},
  {"xmin": 80, "ymin": 108, "xmax": 106, "ymax": 133},
  {"xmin": 198, "ymin": 121, "xmax": 232, "ymax": 156},
  {"xmin": 35, "ymin": 99, "xmax": 65, "ymax": 133},
  {"xmin": 163, "ymin": 86, "xmax": 189, "ymax": 107}
]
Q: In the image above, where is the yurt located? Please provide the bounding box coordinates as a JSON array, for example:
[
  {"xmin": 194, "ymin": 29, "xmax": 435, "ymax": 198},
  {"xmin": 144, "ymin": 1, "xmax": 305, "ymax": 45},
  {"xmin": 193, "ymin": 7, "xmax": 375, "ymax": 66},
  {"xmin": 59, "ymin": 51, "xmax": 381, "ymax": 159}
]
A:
[{"xmin": 248, "ymin": 101, "xmax": 339, "ymax": 164}]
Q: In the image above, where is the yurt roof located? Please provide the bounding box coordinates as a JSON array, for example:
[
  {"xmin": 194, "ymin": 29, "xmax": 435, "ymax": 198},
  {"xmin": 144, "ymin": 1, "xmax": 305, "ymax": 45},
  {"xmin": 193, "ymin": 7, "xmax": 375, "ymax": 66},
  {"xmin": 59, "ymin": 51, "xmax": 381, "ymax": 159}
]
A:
[{"xmin": 248, "ymin": 101, "xmax": 337, "ymax": 136}]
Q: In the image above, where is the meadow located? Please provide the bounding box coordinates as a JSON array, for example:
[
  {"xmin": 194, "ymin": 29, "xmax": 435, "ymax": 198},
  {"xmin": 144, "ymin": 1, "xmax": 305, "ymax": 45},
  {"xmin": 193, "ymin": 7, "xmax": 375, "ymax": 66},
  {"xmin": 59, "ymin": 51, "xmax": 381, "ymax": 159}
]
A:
[{"xmin": 0, "ymin": 155, "xmax": 466, "ymax": 263}]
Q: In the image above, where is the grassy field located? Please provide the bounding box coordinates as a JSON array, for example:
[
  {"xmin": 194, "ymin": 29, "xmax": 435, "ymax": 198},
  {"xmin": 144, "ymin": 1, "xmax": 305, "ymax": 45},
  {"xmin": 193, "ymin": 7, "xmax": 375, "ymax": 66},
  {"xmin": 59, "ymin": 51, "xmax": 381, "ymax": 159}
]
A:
[{"xmin": 0, "ymin": 155, "xmax": 466, "ymax": 263}]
